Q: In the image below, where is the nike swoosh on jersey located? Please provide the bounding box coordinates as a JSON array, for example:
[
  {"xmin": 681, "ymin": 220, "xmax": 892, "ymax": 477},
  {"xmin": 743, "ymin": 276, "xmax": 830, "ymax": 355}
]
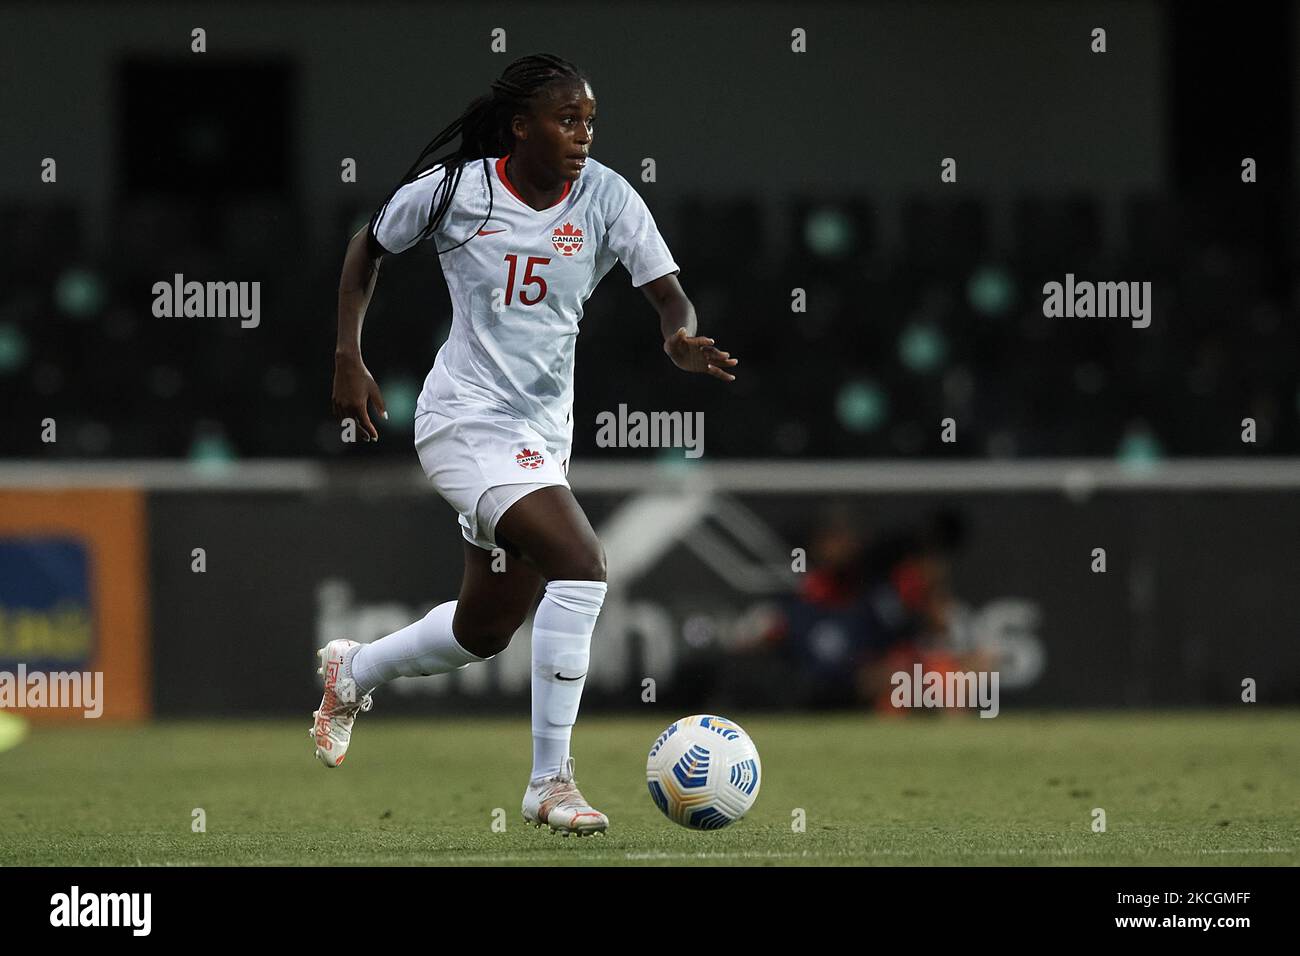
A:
[
  {"xmin": 477, "ymin": 228, "xmax": 508, "ymax": 235},
  {"xmin": 554, "ymin": 672, "xmax": 587, "ymax": 681}
]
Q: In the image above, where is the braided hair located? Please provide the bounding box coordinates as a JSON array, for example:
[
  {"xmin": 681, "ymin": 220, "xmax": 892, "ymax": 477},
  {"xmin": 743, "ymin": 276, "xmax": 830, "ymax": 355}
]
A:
[{"xmin": 373, "ymin": 53, "xmax": 590, "ymax": 255}]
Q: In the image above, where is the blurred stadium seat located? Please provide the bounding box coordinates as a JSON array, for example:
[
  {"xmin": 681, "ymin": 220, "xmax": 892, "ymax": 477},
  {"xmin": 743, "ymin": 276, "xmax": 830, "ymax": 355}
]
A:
[{"xmin": 0, "ymin": 190, "xmax": 1295, "ymax": 460}]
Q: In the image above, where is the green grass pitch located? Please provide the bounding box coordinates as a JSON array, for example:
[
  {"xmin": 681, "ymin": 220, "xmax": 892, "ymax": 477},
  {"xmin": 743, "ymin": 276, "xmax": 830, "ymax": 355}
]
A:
[{"xmin": 1, "ymin": 711, "xmax": 1296, "ymax": 866}]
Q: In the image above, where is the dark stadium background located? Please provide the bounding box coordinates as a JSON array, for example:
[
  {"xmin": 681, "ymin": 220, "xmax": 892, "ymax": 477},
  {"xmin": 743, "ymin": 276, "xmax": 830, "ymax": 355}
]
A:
[
  {"xmin": 1, "ymin": 0, "xmax": 1297, "ymax": 722},
  {"xmin": 4, "ymin": 1, "xmax": 1296, "ymax": 461}
]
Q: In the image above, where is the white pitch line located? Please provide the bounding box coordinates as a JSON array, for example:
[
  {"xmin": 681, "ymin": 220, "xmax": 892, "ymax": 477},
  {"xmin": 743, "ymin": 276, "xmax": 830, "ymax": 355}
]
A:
[
  {"xmin": 205, "ymin": 846, "xmax": 1296, "ymax": 866},
  {"xmin": 102, "ymin": 846, "xmax": 1296, "ymax": 867}
]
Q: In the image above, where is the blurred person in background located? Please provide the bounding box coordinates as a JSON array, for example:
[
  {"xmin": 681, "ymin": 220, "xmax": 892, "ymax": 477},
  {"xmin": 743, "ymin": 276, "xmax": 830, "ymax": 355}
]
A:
[
  {"xmin": 854, "ymin": 509, "xmax": 997, "ymax": 715},
  {"xmin": 729, "ymin": 506, "xmax": 989, "ymax": 713}
]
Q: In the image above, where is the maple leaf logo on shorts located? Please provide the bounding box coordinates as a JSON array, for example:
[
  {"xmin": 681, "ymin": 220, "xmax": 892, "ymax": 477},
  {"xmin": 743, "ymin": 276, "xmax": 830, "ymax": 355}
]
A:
[{"xmin": 516, "ymin": 448, "xmax": 545, "ymax": 469}]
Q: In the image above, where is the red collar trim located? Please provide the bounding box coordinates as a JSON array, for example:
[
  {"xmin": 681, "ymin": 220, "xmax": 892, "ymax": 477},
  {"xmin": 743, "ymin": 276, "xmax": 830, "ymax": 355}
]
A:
[{"xmin": 495, "ymin": 155, "xmax": 572, "ymax": 211}]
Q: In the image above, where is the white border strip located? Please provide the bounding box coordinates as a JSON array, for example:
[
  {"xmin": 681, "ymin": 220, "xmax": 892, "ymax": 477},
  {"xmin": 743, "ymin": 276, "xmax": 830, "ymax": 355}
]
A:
[
  {"xmin": 0, "ymin": 461, "xmax": 328, "ymax": 491},
  {"xmin": 0, "ymin": 459, "xmax": 1298, "ymax": 492},
  {"xmin": 574, "ymin": 459, "xmax": 1300, "ymax": 493}
]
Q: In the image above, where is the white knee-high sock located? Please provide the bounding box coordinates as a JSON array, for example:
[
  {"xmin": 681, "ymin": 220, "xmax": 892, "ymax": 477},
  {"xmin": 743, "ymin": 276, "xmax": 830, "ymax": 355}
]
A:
[
  {"xmin": 349, "ymin": 601, "xmax": 488, "ymax": 693},
  {"xmin": 530, "ymin": 580, "xmax": 607, "ymax": 782}
]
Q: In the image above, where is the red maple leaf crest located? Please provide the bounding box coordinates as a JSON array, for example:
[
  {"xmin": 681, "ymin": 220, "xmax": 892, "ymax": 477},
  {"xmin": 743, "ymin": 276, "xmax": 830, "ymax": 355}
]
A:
[{"xmin": 552, "ymin": 221, "xmax": 584, "ymax": 257}]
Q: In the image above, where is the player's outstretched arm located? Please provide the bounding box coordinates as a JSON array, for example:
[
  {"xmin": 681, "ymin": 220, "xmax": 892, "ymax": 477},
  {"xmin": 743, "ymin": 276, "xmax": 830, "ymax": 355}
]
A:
[
  {"xmin": 332, "ymin": 226, "xmax": 389, "ymax": 442},
  {"xmin": 643, "ymin": 274, "xmax": 739, "ymax": 383}
]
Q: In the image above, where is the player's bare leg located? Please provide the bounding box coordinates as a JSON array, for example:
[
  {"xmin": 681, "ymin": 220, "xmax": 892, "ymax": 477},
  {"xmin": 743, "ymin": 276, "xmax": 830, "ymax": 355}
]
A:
[
  {"xmin": 450, "ymin": 540, "xmax": 545, "ymax": 658},
  {"xmin": 494, "ymin": 486, "xmax": 610, "ymax": 836}
]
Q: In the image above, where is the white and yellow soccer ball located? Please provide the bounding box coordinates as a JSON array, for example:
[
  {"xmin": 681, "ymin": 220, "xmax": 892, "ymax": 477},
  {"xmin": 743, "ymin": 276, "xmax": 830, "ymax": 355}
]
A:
[{"xmin": 645, "ymin": 715, "xmax": 761, "ymax": 830}]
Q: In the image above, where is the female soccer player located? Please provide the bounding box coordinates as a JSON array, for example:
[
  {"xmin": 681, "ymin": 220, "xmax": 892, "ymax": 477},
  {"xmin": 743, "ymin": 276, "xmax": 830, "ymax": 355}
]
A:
[{"xmin": 312, "ymin": 54, "xmax": 738, "ymax": 836}]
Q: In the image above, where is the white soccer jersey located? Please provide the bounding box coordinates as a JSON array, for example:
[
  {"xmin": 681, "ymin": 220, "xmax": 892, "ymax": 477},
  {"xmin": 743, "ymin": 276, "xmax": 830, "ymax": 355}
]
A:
[{"xmin": 371, "ymin": 155, "xmax": 680, "ymax": 450}]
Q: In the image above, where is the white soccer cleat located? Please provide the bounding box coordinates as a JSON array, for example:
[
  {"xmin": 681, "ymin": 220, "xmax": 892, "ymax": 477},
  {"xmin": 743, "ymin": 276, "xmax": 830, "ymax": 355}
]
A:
[
  {"xmin": 521, "ymin": 757, "xmax": 608, "ymax": 837},
  {"xmin": 310, "ymin": 640, "xmax": 373, "ymax": 768}
]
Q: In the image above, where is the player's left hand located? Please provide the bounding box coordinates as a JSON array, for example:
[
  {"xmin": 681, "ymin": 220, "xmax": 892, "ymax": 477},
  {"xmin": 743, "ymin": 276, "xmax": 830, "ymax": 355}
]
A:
[{"xmin": 663, "ymin": 328, "xmax": 738, "ymax": 382}]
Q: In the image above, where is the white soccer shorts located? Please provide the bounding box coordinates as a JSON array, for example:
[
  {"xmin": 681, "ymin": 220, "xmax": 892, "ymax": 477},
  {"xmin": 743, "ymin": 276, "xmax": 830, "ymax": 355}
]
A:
[{"xmin": 414, "ymin": 409, "xmax": 571, "ymax": 551}]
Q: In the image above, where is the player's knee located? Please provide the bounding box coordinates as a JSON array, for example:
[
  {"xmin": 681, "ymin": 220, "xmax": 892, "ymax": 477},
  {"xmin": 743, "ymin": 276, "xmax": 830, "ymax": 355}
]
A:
[
  {"xmin": 551, "ymin": 542, "xmax": 606, "ymax": 583},
  {"xmin": 457, "ymin": 624, "xmax": 517, "ymax": 658},
  {"xmin": 453, "ymin": 608, "xmax": 526, "ymax": 658}
]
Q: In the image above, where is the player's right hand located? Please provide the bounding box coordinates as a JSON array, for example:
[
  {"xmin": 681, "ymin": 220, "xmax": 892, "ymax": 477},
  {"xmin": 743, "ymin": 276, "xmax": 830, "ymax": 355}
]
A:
[{"xmin": 331, "ymin": 353, "xmax": 388, "ymax": 443}]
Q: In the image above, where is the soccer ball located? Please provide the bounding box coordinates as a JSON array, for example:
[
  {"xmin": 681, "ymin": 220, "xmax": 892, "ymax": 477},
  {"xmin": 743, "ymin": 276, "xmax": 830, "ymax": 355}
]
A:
[{"xmin": 645, "ymin": 715, "xmax": 761, "ymax": 830}]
